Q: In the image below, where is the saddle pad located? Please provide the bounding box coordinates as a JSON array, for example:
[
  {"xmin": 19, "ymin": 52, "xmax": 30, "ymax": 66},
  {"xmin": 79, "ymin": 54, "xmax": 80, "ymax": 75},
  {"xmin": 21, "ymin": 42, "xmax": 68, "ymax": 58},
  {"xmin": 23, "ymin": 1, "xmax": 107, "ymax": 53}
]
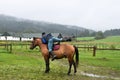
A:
[{"xmin": 53, "ymin": 45, "xmax": 60, "ymax": 50}]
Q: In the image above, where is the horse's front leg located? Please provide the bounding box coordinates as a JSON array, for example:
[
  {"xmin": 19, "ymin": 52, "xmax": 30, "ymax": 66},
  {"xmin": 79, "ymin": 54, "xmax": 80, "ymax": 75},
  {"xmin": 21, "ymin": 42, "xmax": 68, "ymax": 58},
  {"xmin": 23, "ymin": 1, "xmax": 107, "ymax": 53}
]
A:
[{"xmin": 44, "ymin": 56, "xmax": 50, "ymax": 73}]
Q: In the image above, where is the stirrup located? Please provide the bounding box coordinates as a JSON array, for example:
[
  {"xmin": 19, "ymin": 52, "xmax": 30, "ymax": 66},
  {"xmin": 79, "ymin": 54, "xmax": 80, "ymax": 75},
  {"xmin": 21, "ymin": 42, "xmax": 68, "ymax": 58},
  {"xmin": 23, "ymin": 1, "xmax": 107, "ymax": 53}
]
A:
[{"xmin": 51, "ymin": 55, "xmax": 56, "ymax": 61}]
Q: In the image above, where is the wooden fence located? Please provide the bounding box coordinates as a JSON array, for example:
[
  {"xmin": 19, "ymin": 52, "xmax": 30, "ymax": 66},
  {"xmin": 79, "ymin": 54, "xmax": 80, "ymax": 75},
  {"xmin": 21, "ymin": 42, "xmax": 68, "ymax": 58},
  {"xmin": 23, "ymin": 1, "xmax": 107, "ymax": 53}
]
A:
[
  {"xmin": 0, "ymin": 44, "xmax": 12, "ymax": 53},
  {"xmin": 76, "ymin": 46, "xmax": 120, "ymax": 56},
  {"xmin": 0, "ymin": 43, "xmax": 120, "ymax": 56}
]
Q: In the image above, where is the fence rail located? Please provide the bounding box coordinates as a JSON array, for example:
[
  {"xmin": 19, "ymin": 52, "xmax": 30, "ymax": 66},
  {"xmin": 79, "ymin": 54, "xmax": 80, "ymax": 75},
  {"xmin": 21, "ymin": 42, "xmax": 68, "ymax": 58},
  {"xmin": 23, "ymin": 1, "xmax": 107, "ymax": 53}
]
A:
[
  {"xmin": 0, "ymin": 44, "xmax": 12, "ymax": 53},
  {"xmin": 1, "ymin": 43, "xmax": 120, "ymax": 56},
  {"xmin": 76, "ymin": 45, "xmax": 120, "ymax": 56}
]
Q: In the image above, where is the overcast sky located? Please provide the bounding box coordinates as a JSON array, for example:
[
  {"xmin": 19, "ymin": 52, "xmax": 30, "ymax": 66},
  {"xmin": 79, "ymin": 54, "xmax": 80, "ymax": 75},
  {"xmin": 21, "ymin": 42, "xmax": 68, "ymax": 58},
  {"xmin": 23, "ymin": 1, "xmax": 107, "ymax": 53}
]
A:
[{"xmin": 0, "ymin": 0, "xmax": 120, "ymax": 31}]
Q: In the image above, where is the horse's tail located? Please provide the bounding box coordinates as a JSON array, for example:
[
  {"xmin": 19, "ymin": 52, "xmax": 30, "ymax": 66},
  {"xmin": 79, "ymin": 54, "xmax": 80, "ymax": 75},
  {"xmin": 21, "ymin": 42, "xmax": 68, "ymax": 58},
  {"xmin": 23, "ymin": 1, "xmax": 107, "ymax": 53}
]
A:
[{"xmin": 74, "ymin": 45, "xmax": 79, "ymax": 67}]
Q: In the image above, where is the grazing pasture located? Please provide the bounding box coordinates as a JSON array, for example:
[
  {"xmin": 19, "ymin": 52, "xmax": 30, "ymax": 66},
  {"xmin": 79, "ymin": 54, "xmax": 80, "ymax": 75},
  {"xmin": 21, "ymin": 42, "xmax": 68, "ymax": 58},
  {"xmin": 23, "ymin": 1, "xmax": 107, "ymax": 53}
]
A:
[{"xmin": 0, "ymin": 36, "xmax": 120, "ymax": 80}]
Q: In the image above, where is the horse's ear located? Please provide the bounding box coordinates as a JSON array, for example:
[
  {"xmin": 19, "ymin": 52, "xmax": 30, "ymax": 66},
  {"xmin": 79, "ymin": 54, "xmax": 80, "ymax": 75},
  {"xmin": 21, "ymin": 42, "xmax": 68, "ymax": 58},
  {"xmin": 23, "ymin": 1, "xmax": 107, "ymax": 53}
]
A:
[{"xmin": 33, "ymin": 37, "xmax": 36, "ymax": 40}]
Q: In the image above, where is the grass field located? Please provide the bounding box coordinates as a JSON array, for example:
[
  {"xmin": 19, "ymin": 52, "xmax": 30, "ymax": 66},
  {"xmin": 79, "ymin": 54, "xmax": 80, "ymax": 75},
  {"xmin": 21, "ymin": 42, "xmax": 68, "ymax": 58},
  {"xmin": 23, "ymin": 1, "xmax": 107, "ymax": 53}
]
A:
[
  {"xmin": 94, "ymin": 36, "xmax": 120, "ymax": 43},
  {"xmin": 76, "ymin": 37, "xmax": 95, "ymax": 41},
  {"xmin": 77, "ymin": 36, "xmax": 120, "ymax": 42},
  {"xmin": 0, "ymin": 36, "xmax": 120, "ymax": 80}
]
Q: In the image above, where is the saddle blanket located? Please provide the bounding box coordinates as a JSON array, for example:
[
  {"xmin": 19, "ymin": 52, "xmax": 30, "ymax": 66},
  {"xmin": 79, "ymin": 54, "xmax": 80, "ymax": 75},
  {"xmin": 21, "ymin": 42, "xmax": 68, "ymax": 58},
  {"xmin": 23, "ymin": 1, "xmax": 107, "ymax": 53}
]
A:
[{"xmin": 53, "ymin": 44, "xmax": 60, "ymax": 50}]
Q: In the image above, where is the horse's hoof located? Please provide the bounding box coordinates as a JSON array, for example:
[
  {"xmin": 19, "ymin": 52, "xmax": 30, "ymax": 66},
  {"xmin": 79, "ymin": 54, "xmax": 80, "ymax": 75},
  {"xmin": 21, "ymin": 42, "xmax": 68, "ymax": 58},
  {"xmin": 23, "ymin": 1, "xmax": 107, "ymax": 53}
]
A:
[
  {"xmin": 67, "ymin": 73, "xmax": 70, "ymax": 75},
  {"xmin": 45, "ymin": 71, "xmax": 49, "ymax": 73},
  {"xmin": 45, "ymin": 70, "xmax": 49, "ymax": 73},
  {"xmin": 74, "ymin": 70, "xmax": 77, "ymax": 73},
  {"xmin": 74, "ymin": 73, "xmax": 76, "ymax": 75}
]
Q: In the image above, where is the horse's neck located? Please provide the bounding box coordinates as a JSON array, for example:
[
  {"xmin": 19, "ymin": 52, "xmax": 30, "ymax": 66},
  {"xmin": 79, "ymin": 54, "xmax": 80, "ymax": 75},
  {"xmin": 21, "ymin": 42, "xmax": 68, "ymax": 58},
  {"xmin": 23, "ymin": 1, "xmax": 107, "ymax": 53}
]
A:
[{"xmin": 38, "ymin": 43, "xmax": 48, "ymax": 51}]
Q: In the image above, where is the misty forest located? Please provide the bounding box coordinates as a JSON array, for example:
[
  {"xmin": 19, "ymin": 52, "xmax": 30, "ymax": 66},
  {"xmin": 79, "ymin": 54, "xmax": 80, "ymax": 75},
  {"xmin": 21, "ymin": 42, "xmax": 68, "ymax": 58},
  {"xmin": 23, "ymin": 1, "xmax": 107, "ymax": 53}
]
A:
[{"xmin": 0, "ymin": 14, "xmax": 120, "ymax": 38}]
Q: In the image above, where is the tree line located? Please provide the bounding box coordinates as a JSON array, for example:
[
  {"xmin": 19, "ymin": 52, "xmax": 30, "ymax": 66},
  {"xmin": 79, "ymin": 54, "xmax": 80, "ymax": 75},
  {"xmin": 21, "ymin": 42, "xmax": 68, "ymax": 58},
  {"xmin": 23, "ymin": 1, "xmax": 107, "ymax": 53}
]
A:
[
  {"xmin": 0, "ymin": 14, "xmax": 92, "ymax": 36},
  {"xmin": 0, "ymin": 14, "xmax": 119, "ymax": 39},
  {"xmin": 76, "ymin": 29, "xmax": 120, "ymax": 39}
]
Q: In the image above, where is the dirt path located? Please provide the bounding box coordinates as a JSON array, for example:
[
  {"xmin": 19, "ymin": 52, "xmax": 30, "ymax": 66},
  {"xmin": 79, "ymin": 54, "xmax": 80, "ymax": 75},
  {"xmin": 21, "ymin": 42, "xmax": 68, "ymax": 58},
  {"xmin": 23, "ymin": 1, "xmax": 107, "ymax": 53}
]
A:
[{"xmin": 55, "ymin": 59, "xmax": 120, "ymax": 80}]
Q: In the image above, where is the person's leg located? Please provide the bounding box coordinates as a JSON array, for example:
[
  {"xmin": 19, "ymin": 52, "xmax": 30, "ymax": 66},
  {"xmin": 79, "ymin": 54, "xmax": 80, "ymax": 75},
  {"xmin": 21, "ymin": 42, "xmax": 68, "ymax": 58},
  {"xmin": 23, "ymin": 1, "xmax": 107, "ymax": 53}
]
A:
[
  {"xmin": 52, "ymin": 37, "xmax": 62, "ymax": 42},
  {"xmin": 48, "ymin": 38, "xmax": 53, "ymax": 52},
  {"xmin": 48, "ymin": 38, "xmax": 56, "ymax": 61}
]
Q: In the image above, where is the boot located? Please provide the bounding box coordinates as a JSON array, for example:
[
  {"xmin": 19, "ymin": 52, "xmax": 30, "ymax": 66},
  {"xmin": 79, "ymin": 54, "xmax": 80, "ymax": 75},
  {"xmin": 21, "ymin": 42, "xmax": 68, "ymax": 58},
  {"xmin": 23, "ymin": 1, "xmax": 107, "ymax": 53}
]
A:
[{"xmin": 49, "ymin": 51, "xmax": 56, "ymax": 61}]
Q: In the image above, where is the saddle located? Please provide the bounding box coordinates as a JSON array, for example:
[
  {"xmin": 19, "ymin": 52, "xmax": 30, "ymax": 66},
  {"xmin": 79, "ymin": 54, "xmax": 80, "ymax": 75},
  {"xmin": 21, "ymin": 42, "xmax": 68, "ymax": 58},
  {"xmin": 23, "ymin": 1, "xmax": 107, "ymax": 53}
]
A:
[{"xmin": 52, "ymin": 42, "xmax": 60, "ymax": 51}]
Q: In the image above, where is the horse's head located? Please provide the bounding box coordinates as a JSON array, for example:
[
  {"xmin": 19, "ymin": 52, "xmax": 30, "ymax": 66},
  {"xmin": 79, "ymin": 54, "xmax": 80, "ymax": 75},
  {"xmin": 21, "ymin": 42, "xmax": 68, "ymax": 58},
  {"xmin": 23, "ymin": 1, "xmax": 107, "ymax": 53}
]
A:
[{"xmin": 30, "ymin": 37, "xmax": 42, "ymax": 50}]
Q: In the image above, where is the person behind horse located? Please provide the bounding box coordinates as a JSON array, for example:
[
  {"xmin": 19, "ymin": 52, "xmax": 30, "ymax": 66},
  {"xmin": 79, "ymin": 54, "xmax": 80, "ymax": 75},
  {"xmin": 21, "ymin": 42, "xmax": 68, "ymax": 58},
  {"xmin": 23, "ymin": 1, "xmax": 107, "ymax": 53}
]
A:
[{"xmin": 41, "ymin": 32, "xmax": 62, "ymax": 61}]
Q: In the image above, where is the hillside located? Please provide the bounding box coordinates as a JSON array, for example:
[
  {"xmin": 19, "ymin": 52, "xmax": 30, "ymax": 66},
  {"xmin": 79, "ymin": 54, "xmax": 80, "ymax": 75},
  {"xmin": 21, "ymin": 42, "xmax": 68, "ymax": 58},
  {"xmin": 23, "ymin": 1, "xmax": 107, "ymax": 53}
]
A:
[
  {"xmin": 0, "ymin": 14, "xmax": 93, "ymax": 35},
  {"xmin": 104, "ymin": 29, "xmax": 120, "ymax": 36}
]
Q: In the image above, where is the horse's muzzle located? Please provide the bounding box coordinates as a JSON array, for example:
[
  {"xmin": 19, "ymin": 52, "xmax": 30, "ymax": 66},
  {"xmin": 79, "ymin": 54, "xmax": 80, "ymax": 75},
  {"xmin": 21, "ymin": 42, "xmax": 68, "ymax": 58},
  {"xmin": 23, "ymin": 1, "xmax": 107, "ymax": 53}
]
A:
[{"xmin": 30, "ymin": 47, "xmax": 34, "ymax": 50}]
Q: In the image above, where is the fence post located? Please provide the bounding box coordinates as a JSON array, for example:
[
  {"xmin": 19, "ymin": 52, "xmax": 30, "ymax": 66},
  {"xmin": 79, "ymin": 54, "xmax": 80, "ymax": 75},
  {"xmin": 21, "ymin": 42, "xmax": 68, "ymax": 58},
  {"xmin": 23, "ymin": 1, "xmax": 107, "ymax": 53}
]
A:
[
  {"xmin": 10, "ymin": 44, "xmax": 12, "ymax": 53},
  {"xmin": 93, "ymin": 46, "xmax": 96, "ymax": 56},
  {"xmin": 6, "ymin": 44, "xmax": 8, "ymax": 51}
]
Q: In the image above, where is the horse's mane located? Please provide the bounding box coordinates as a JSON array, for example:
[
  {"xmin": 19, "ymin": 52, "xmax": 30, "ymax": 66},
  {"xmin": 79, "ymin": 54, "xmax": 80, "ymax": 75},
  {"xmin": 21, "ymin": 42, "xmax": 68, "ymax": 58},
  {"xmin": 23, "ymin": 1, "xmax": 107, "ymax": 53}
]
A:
[{"xmin": 33, "ymin": 37, "xmax": 41, "ymax": 40}]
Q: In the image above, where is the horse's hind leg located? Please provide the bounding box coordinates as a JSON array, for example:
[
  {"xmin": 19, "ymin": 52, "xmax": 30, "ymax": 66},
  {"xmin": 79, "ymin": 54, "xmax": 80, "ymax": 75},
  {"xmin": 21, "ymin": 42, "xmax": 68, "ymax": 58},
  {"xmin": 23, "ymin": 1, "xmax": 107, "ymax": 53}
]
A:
[
  {"xmin": 67, "ymin": 61, "xmax": 72, "ymax": 75},
  {"xmin": 68, "ymin": 59, "xmax": 77, "ymax": 75},
  {"xmin": 73, "ymin": 60, "xmax": 77, "ymax": 74},
  {"xmin": 68, "ymin": 58, "xmax": 75, "ymax": 75}
]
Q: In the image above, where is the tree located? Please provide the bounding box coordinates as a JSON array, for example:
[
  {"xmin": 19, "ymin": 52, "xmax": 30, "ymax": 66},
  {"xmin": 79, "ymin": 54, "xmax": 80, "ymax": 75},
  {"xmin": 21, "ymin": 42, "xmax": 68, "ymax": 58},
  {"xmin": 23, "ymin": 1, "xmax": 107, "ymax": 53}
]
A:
[
  {"xmin": 104, "ymin": 29, "xmax": 120, "ymax": 36},
  {"xmin": 78, "ymin": 30, "xmax": 90, "ymax": 37},
  {"xmin": 95, "ymin": 31, "xmax": 105, "ymax": 39}
]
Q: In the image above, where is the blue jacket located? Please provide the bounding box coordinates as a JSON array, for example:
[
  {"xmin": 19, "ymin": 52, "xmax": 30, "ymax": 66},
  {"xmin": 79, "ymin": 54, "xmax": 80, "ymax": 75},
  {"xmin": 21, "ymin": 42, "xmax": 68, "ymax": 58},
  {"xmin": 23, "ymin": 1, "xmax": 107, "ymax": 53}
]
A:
[{"xmin": 41, "ymin": 33, "xmax": 53, "ymax": 44}]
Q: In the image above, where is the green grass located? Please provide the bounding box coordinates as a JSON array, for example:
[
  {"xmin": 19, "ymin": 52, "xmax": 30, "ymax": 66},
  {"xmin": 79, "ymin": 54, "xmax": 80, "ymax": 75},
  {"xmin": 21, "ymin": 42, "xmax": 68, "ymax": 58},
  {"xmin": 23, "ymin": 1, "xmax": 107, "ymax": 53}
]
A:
[
  {"xmin": 76, "ymin": 37, "xmax": 95, "ymax": 41},
  {"xmin": 0, "ymin": 53, "xmax": 43, "ymax": 66},
  {"xmin": 72, "ymin": 36, "xmax": 120, "ymax": 48},
  {"xmin": 76, "ymin": 36, "xmax": 120, "ymax": 43},
  {"xmin": 0, "ymin": 48, "xmax": 119, "ymax": 80},
  {"xmin": 0, "ymin": 36, "xmax": 120, "ymax": 80},
  {"xmin": 80, "ymin": 50, "xmax": 120, "ymax": 70},
  {"xmin": 94, "ymin": 36, "xmax": 120, "ymax": 43}
]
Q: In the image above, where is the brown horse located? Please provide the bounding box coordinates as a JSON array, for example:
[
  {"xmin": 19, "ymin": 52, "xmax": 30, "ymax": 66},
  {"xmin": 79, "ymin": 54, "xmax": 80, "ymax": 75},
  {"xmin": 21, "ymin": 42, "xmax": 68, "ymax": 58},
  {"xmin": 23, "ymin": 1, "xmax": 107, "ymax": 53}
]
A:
[{"xmin": 30, "ymin": 37, "xmax": 79, "ymax": 75}]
